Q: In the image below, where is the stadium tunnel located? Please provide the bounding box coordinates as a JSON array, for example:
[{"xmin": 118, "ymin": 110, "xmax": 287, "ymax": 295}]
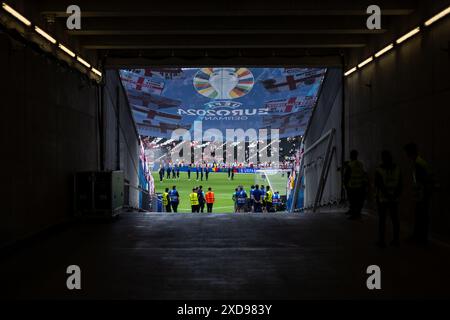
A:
[{"xmin": 1, "ymin": 0, "xmax": 450, "ymax": 299}]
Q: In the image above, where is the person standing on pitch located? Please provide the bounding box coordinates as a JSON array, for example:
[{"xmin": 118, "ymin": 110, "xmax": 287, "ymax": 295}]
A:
[
  {"xmin": 236, "ymin": 187, "xmax": 247, "ymax": 213},
  {"xmin": 196, "ymin": 164, "xmax": 199, "ymax": 181},
  {"xmin": 187, "ymin": 163, "xmax": 191, "ymax": 180},
  {"xmin": 227, "ymin": 164, "xmax": 231, "ymax": 180},
  {"xmin": 162, "ymin": 187, "xmax": 171, "ymax": 212},
  {"xmin": 200, "ymin": 164, "xmax": 204, "ymax": 181},
  {"xmin": 205, "ymin": 164, "xmax": 209, "ymax": 181},
  {"xmin": 205, "ymin": 187, "xmax": 215, "ymax": 213},
  {"xmin": 272, "ymin": 191, "xmax": 280, "ymax": 212},
  {"xmin": 172, "ymin": 164, "xmax": 176, "ymax": 179},
  {"xmin": 166, "ymin": 164, "xmax": 172, "ymax": 179},
  {"xmin": 253, "ymin": 184, "xmax": 262, "ymax": 213},
  {"xmin": 190, "ymin": 188, "xmax": 199, "ymax": 213},
  {"xmin": 197, "ymin": 185, "xmax": 206, "ymax": 213},
  {"xmin": 260, "ymin": 185, "xmax": 266, "ymax": 212},
  {"xmin": 265, "ymin": 185, "xmax": 274, "ymax": 212},
  {"xmin": 169, "ymin": 185, "xmax": 180, "ymax": 212},
  {"xmin": 176, "ymin": 164, "xmax": 180, "ymax": 179},
  {"xmin": 375, "ymin": 150, "xmax": 402, "ymax": 248},
  {"xmin": 404, "ymin": 143, "xmax": 433, "ymax": 245},
  {"xmin": 344, "ymin": 150, "xmax": 368, "ymax": 220},
  {"xmin": 249, "ymin": 185, "xmax": 255, "ymax": 212},
  {"xmin": 159, "ymin": 165, "xmax": 165, "ymax": 182},
  {"xmin": 231, "ymin": 165, "xmax": 235, "ymax": 180},
  {"xmin": 232, "ymin": 188, "xmax": 239, "ymax": 212}
]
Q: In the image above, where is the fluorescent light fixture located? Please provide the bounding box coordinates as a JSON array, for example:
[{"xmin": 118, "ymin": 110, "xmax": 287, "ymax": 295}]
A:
[
  {"xmin": 375, "ymin": 43, "xmax": 394, "ymax": 58},
  {"xmin": 425, "ymin": 6, "xmax": 450, "ymax": 26},
  {"xmin": 91, "ymin": 68, "xmax": 102, "ymax": 77},
  {"xmin": 76, "ymin": 56, "xmax": 91, "ymax": 69},
  {"xmin": 35, "ymin": 26, "xmax": 56, "ymax": 44},
  {"xmin": 396, "ymin": 27, "xmax": 420, "ymax": 44},
  {"xmin": 2, "ymin": 2, "xmax": 31, "ymax": 26},
  {"xmin": 344, "ymin": 67, "xmax": 357, "ymax": 77},
  {"xmin": 358, "ymin": 56, "xmax": 374, "ymax": 69},
  {"xmin": 58, "ymin": 43, "xmax": 76, "ymax": 58}
]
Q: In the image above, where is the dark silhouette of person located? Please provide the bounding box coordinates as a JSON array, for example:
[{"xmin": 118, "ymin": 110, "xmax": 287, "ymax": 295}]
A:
[
  {"xmin": 375, "ymin": 150, "xmax": 402, "ymax": 248},
  {"xmin": 169, "ymin": 185, "xmax": 179, "ymax": 212},
  {"xmin": 344, "ymin": 150, "xmax": 368, "ymax": 220},
  {"xmin": 159, "ymin": 165, "xmax": 164, "ymax": 182},
  {"xmin": 404, "ymin": 143, "xmax": 433, "ymax": 245},
  {"xmin": 196, "ymin": 165, "xmax": 199, "ymax": 181},
  {"xmin": 197, "ymin": 185, "xmax": 205, "ymax": 213},
  {"xmin": 166, "ymin": 165, "xmax": 172, "ymax": 179},
  {"xmin": 187, "ymin": 163, "xmax": 191, "ymax": 180},
  {"xmin": 200, "ymin": 165, "xmax": 204, "ymax": 181},
  {"xmin": 227, "ymin": 165, "xmax": 231, "ymax": 179},
  {"xmin": 205, "ymin": 165, "xmax": 209, "ymax": 181}
]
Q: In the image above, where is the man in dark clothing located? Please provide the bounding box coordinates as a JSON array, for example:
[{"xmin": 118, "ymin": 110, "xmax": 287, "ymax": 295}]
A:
[
  {"xmin": 200, "ymin": 165, "xmax": 204, "ymax": 181},
  {"xmin": 159, "ymin": 166, "xmax": 164, "ymax": 182},
  {"xmin": 187, "ymin": 164, "xmax": 191, "ymax": 180},
  {"xmin": 169, "ymin": 185, "xmax": 180, "ymax": 212},
  {"xmin": 253, "ymin": 184, "xmax": 262, "ymax": 213},
  {"xmin": 344, "ymin": 150, "xmax": 368, "ymax": 220},
  {"xmin": 197, "ymin": 186, "xmax": 206, "ymax": 213},
  {"xmin": 375, "ymin": 150, "xmax": 402, "ymax": 247},
  {"xmin": 404, "ymin": 143, "xmax": 433, "ymax": 245},
  {"xmin": 166, "ymin": 165, "xmax": 172, "ymax": 179},
  {"xmin": 196, "ymin": 165, "xmax": 199, "ymax": 181},
  {"xmin": 227, "ymin": 165, "xmax": 231, "ymax": 179},
  {"xmin": 205, "ymin": 165, "xmax": 209, "ymax": 181}
]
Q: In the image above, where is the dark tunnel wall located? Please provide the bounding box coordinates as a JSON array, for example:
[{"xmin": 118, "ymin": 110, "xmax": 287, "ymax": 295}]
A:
[
  {"xmin": 0, "ymin": 34, "xmax": 139, "ymax": 248},
  {"xmin": 345, "ymin": 11, "xmax": 450, "ymax": 242}
]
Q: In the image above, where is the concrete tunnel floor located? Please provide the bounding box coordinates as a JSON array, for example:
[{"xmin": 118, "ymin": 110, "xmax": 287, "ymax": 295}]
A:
[{"xmin": 2, "ymin": 210, "xmax": 450, "ymax": 300}]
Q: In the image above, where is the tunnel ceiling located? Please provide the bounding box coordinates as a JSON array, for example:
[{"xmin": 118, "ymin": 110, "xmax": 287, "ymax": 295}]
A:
[{"xmin": 25, "ymin": 0, "xmax": 419, "ymax": 68}]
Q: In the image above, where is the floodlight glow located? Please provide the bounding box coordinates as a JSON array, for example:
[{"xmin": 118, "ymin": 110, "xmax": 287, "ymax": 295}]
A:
[
  {"xmin": 35, "ymin": 26, "xmax": 56, "ymax": 44},
  {"xmin": 91, "ymin": 68, "xmax": 102, "ymax": 77},
  {"xmin": 358, "ymin": 57, "xmax": 373, "ymax": 69},
  {"xmin": 375, "ymin": 44, "xmax": 394, "ymax": 58},
  {"xmin": 344, "ymin": 67, "xmax": 357, "ymax": 77},
  {"xmin": 396, "ymin": 27, "xmax": 420, "ymax": 44},
  {"xmin": 425, "ymin": 6, "xmax": 450, "ymax": 26},
  {"xmin": 76, "ymin": 56, "xmax": 91, "ymax": 69},
  {"xmin": 2, "ymin": 3, "xmax": 31, "ymax": 26},
  {"xmin": 58, "ymin": 43, "xmax": 76, "ymax": 57}
]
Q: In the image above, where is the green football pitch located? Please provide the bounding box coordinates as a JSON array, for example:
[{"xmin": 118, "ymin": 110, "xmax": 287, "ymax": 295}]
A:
[{"xmin": 152, "ymin": 171, "xmax": 288, "ymax": 213}]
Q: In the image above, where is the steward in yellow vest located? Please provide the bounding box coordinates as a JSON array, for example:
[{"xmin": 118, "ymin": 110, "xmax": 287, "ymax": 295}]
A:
[
  {"xmin": 162, "ymin": 188, "xmax": 171, "ymax": 212},
  {"xmin": 190, "ymin": 188, "xmax": 199, "ymax": 213}
]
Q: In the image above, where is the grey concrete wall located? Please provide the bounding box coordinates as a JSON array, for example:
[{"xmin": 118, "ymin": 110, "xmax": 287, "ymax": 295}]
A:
[
  {"xmin": 303, "ymin": 68, "xmax": 343, "ymax": 207},
  {"xmin": 102, "ymin": 70, "xmax": 140, "ymax": 209},
  {"xmin": 345, "ymin": 5, "xmax": 450, "ymax": 241},
  {"xmin": 0, "ymin": 34, "xmax": 139, "ymax": 247}
]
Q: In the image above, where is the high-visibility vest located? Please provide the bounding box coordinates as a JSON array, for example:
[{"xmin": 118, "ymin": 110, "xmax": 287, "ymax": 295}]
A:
[
  {"xmin": 376, "ymin": 165, "xmax": 401, "ymax": 202},
  {"xmin": 162, "ymin": 192, "xmax": 169, "ymax": 205},
  {"xmin": 189, "ymin": 192, "xmax": 199, "ymax": 206},
  {"xmin": 205, "ymin": 191, "xmax": 215, "ymax": 204},
  {"xmin": 346, "ymin": 160, "xmax": 367, "ymax": 188},
  {"xmin": 265, "ymin": 191, "xmax": 273, "ymax": 203}
]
